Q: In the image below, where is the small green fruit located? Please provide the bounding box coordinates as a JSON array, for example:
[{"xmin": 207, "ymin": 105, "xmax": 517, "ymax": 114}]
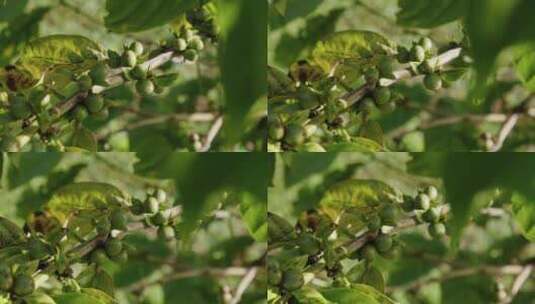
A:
[
  {"xmin": 111, "ymin": 210, "xmax": 128, "ymax": 230},
  {"xmin": 122, "ymin": 50, "xmax": 137, "ymax": 67},
  {"xmin": 175, "ymin": 38, "xmax": 188, "ymax": 51},
  {"xmin": 378, "ymin": 57, "xmax": 395, "ymax": 78},
  {"xmin": 110, "ymin": 250, "xmax": 128, "ymax": 264},
  {"xmin": 380, "ymin": 206, "xmax": 397, "ymax": 225},
  {"xmin": 282, "ymin": 269, "xmax": 304, "ymax": 291},
  {"xmin": 158, "ymin": 226, "xmax": 176, "ymax": 241},
  {"xmin": 73, "ymin": 106, "xmax": 88, "ymax": 122},
  {"xmin": 0, "ymin": 265, "xmax": 12, "ymax": 291},
  {"xmin": 364, "ymin": 68, "xmax": 380, "ymax": 84},
  {"xmin": 373, "ymin": 87, "xmax": 391, "ymax": 105},
  {"xmin": 423, "ymin": 207, "xmax": 441, "ymax": 223},
  {"xmin": 96, "ymin": 217, "xmax": 111, "ymax": 236},
  {"xmin": 426, "ymin": 185, "xmax": 439, "ymax": 201},
  {"xmin": 396, "ymin": 46, "xmax": 410, "ymax": 63},
  {"xmin": 378, "ymin": 101, "xmax": 396, "ymax": 113},
  {"xmin": 85, "ymin": 95, "xmax": 104, "ymax": 113},
  {"xmin": 129, "ymin": 65, "xmax": 147, "ymax": 80},
  {"xmin": 375, "ymin": 234, "xmax": 393, "ymax": 253},
  {"xmin": 428, "ymin": 223, "xmax": 446, "ymax": 238},
  {"xmin": 267, "ymin": 261, "xmax": 282, "ymax": 286},
  {"xmin": 419, "ymin": 37, "xmax": 434, "ymax": 52},
  {"xmin": 131, "ymin": 199, "xmax": 145, "ymax": 215},
  {"xmin": 188, "ymin": 37, "xmax": 204, "ymax": 51},
  {"xmin": 359, "ymin": 97, "xmax": 376, "ymax": 115},
  {"xmin": 183, "ymin": 49, "xmax": 198, "ymax": 62},
  {"xmin": 424, "ymin": 74, "xmax": 442, "ymax": 91},
  {"xmin": 107, "ymin": 50, "xmax": 122, "ymax": 68},
  {"xmin": 416, "ymin": 193, "xmax": 431, "ymax": 210},
  {"xmin": 130, "ymin": 41, "xmax": 144, "ymax": 56},
  {"xmin": 12, "ymin": 274, "xmax": 35, "ymax": 296},
  {"xmin": 89, "ymin": 63, "xmax": 108, "ymax": 85},
  {"xmin": 410, "ymin": 45, "xmax": 426, "ymax": 62},
  {"xmin": 145, "ymin": 197, "xmax": 160, "ymax": 214},
  {"xmin": 91, "ymin": 249, "xmax": 109, "ymax": 266},
  {"xmin": 268, "ymin": 120, "xmax": 285, "ymax": 141},
  {"xmin": 284, "ymin": 124, "xmax": 305, "ymax": 146},
  {"xmin": 58, "ymin": 82, "xmax": 81, "ymax": 99},
  {"xmin": 136, "ymin": 79, "xmax": 155, "ymax": 96},
  {"xmin": 78, "ymin": 75, "xmax": 93, "ymax": 91},
  {"xmin": 418, "ymin": 59, "xmax": 435, "ymax": 75},
  {"xmin": 151, "ymin": 211, "xmax": 168, "ymax": 226},
  {"xmin": 367, "ymin": 215, "xmax": 381, "ymax": 231},
  {"xmin": 105, "ymin": 239, "xmax": 123, "ymax": 257},
  {"xmin": 361, "ymin": 245, "xmax": 377, "ymax": 261},
  {"xmin": 156, "ymin": 189, "xmax": 167, "ymax": 203}
]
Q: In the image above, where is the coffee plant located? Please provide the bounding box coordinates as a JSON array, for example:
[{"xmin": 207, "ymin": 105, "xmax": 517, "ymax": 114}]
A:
[
  {"xmin": 0, "ymin": 153, "xmax": 269, "ymax": 304},
  {"xmin": 0, "ymin": 0, "xmax": 266, "ymax": 152},
  {"xmin": 268, "ymin": 0, "xmax": 535, "ymax": 152},
  {"xmin": 268, "ymin": 153, "xmax": 535, "ymax": 304}
]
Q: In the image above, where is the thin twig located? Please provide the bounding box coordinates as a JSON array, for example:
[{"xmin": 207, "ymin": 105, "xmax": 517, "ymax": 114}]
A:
[
  {"xmin": 488, "ymin": 113, "xmax": 520, "ymax": 152},
  {"xmin": 504, "ymin": 264, "xmax": 533, "ymax": 304},
  {"xmin": 199, "ymin": 116, "xmax": 224, "ymax": 152},
  {"xmin": 229, "ymin": 267, "xmax": 258, "ymax": 304}
]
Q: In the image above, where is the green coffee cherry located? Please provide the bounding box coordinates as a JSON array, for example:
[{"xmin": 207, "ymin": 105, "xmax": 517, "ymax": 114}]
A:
[
  {"xmin": 0, "ymin": 265, "xmax": 13, "ymax": 291},
  {"xmin": 426, "ymin": 185, "xmax": 439, "ymax": 201},
  {"xmin": 85, "ymin": 95, "xmax": 104, "ymax": 114},
  {"xmin": 110, "ymin": 210, "xmax": 128, "ymax": 230},
  {"xmin": 136, "ymin": 79, "xmax": 155, "ymax": 96},
  {"xmin": 188, "ymin": 37, "xmax": 204, "ymax": 51},
  {"xmin": 151, "ymin": 211, "xmax": 168, "ymax": 226},
  {"xmin": 419, "ymin": 37, "xmax": 434, "ymax": 53},
  {"xmin": 73, "ymin": 106, "xmax": 88, "ymax": 122},
  {"xmin": 268, "ymin": 119, "xmax": 285, "ymax": 141},
  {"xmin": 423, "ymin": 207, "xmax": 441, "ymax": 223},
  {"xmin": 110, "ymin": 250, "xmax": 128, "ymax": 264},
  {"xmin": 91, "ymin": 249, "xmax": 109, "ymax": 266},
  {"xmin": 367, "ymin": 215, "xmax": 381, "ymax": 231},
  {"xmin": 297, "ymin": 233, "xmax": 321, "ymax": 255},
  {"xmin": 94, "ymin": 107, "xmax": 109, "ymax": 120},
  {"xmin": 89, "ymin": 63, "xmax": 108, "ymax": 86},
  {"xmin": 359, "ymin": 97, "xmax": 376, "ymax": 115},
  {"xmin": 129, "ymin": 65, "xmax": 147, "ymax": 80},
  {"xmin": 284, "ymin": 124, "xmax": 305, "ymax": 146},
  {"xmin": 156, "ymin": 189, "xmax": 167, "ymax": 203},
  {"xmin": 424, "ymin": 74, "xmax": 442, "ymax": 91},
  {"xmin": 416, "ymin": 193, "xmax": 431, "ymax": 210},
  {"xmin": 78, "ymin": 75, "xmax": 93, "ymax": 91},
  {"xmin": 12, "ymin": 274, "xmax": 35, "ymax": 296},
  {"xmin": 396, "ymin": 46, "xmax": 410, "ymax": 63},
  {"xmin": 267, "ymin": 260, "xmax": 282, "ymax": 286},
  {"xmin": 9, "ymin": 96, "xmax": 31, "ymax": 119},
  {"xmin": 105, "ymin": 239, "xmax": 123, "ymax": 257},
  {"xmin": 428, "ymin": 223, "xmax": 446, "ymax": 238},
  {"xmin": 130, "ymin": 41, "xmax": 144, "ymax": 56},
  {"xmin": 410, "ymin": 45, "xmax": 426, "ymax": 62},
  {"xmin": 183, "ymin": 49, "xmax": 198, "ymax": 62},
  {"xmin": 373, "ymin": 87, "xmax": 391, "ymax": 105},
  {"xmin": 378, "ymin": 57, "xmax": 395, "ymax": 78},
  {"xmin": 131, "ymin": 199, "xmax": 145, "ymax": 216},
  {"xmin": 122, "ymin": 50, "xmax": 137, "ymax": 67},
  {"xmin": 418, "ymin": 59, "xmax": 435, "ymax": 74},
  {"xmin": 158, "ymin": 226, "xmax": 176, "ymax": 241},
  {"xmin": 361, "ymin": 245, "xmax": 377, "ymax": 261},
  {"xmin": 175, "ymin": 38, "xmax": 188, "ymax": 51},
  {"xmin": 364, "ymin": 68, "xmax": 380, "ymax": 84},
  {"xmin": 379, "ymin": 101, "xmax": 396, "ymax": 113},
  {"xmin": 96, "ymin": 217, "xmax": 111, "ymax": 236},
  {"xmin": 375, "ymin": 234, "xmax": 393, "ymax": 254},
  {"xmin": 282, "ymin": 269, "xmax": 304, "ymax": 291},
  {"xmin": 380, "ymin": 206, "xmax": 397, "ymax": 225},
  {"xmin": 144, "ymin": 197, "xmax": 160, "ymax": 214},
  {"xmin": 107, "ymin": 50, "xmax": 122, "ymax": 68}
]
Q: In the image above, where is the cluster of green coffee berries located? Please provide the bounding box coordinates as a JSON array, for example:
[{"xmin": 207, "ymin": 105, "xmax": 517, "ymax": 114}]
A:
[
  {"xmin": 131, "ymin": 188, "xmax": 178, "ymax": 241},
  {"xmin": 162, "ymin": 28, "xmax": 205, "ymax": 63},
  {"xmin": 0, "ymin": 264, "xmax": 35, "ymax": 299},
  {"xmin": 402, "ymin": 185, "xmax": 448, "ymax": 239},
  {"xmin": 397, "ymin": 37, "xmax": 443, "ymax": 91}
]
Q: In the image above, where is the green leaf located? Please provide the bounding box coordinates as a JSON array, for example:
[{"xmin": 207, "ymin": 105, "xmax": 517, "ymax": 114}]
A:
[
  {"xmin": 268, "ymin": 65, "xmax": 294, "ymax": 97},
  {"xmin": 514, "ymin": 45, "xmax": 535, "ymax": 92},
  {"xmin": 1, "ymin": 152, "xmax": 62, "ymax": 189},
  {"xmin": 71, "ymin": 126, "xmax": 98, "ymax": 152},
  {"xmin": 360, "ymin": 266, "xmax": 385, "ymax": 293},
  {"xmin": 45, "ymin": 182, "xmax": 130, "ymax": 224},
  {"xmin": 90, "ymin": 269, "xmax": 115, "ymax": 297},
  {"xmin": 239, "ymin": 192, "xmax": 267, "ymax": 242},
  {"xmin": 219, "ymin": 0, "xmax": 267, "ymax": 143},
  {"xmin": 0, "ymin": 7, "xmax": 49, "ymax": 67},
  {"xmin": 0, "ymin": 216, "xmax": 25, "ymax": 247},
  {"xmin": 80, "ymin": 289, "xmax": 117, "ymax": 304},
  {"xmin": 104, "ymin": 0, "xmax": 198, "ymax": 33},
  {"xmin": 327, "ymin": 138, "xmax": 383, "ymax": 152},
  {"xmin": 320, "ymin": 284, "xmax": 396, "ymax": 304},
  {"xmin": 358, "ymin": 120, "xmax": 384, "ymax": 146},
  {"xmin": 511, "ymin": 192, "xmax": 535, "ymax": 241},
  {"xmin": 23, "ymin": 292, "xmax": 57, "ymax": 304},
  {"xmin": 16, "ymin": 34, "xmax": 103, "ymax": 81},
  {"xmin": 309, "ymin": 30, "xmax": 393, "ymax": 84},
  {"xmin": 396, "ymin": 0, "xmax": 465, "ymax": 28},
  {"xmin": 53, "ymin": 293, "xmax": 105, "ymax": 304},
  {"xmin": 0, "ymin": 0, "xmax": 27, "ymax": 22},
  {"xmin": 293, "ymin": 286, "xmax": 333, "ymax": 304}
]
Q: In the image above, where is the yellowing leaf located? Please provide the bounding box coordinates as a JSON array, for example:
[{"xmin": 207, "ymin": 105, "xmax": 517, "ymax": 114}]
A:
[
  {"xmin": 45, "ymin": 182, "xmax": 129, "ymax": 224},
  {"xmin": 309, "ymin": 31, "xmax": 393, "ymax": 84}
]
